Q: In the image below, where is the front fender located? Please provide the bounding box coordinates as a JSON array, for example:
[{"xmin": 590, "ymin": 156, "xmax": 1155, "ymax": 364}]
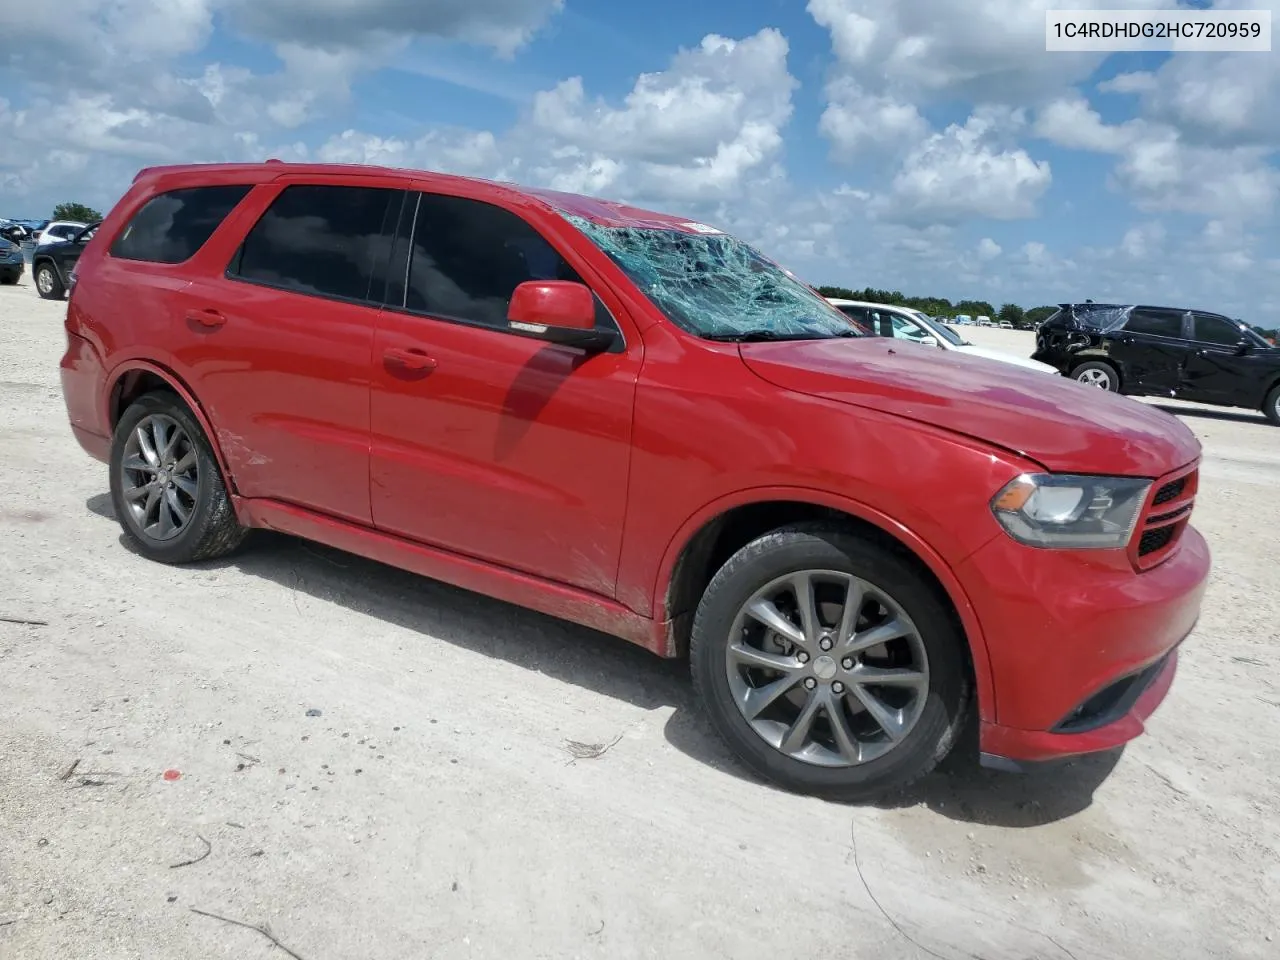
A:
[{"xmin": 651, "ymin": 484, "xmax": 999, "ymax": 723}]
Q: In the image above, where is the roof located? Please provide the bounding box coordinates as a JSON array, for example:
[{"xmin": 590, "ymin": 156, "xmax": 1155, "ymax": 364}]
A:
[
  {"xmin": 825, "ymin": 298, "xmax": 920, "ymax": 314},
  {"xmin": 133, "ymin": 161, "xmax": 724, "ymax": 235}
]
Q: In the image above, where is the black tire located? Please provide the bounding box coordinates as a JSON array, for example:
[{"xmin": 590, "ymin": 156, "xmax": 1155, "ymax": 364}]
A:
[
  {"xmin": 690, "ymin": 523, "xmax": 970, "ymax": 801},
  {"xmin": 1264, "ymin": 384, "xmax": 1280, "ymax": 427},
  {"xmin": 1070, "ymin": 359, "xmax": 1120, "ymax": 392},
  {"xmin": 109, "ymin": 391, "xmax": 248, "ymax": 564},
  {"xmin": 34, "ymin": 261, "xmax": 65, "ymax": 300},
  {"xmin": 0, "ymin": 273, "xmax": 18, "ymax": 286}
]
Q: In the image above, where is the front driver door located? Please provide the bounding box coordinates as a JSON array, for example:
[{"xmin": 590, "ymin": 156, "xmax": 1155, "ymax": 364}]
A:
[
  {"xmin": 1180, "ymin": 312, "xmax": 1271, "ymax": 406},
  {"xmin": 369, "ymin": 188, "xmax": 642, "ymax": 596},
  {"xmin": 1108, "ymin": 307, "xmax": 1192, "ymax": 393}
]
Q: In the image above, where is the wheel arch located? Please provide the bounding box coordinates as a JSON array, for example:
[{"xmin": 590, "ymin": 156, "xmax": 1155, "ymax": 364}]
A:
[
  {"xmin": 653, "ymin": 487, "xmax": 996, "ymax": 722},
  {"xmin": 102, "ymin": 361, "xmax": 239, "ymax": 499},
  {"xmin": 31, "ymin": 253, "xmax": 63, "ymax": 282}
]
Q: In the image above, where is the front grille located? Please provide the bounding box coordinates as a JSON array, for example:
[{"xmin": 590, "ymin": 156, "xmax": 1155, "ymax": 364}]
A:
[
  {"xmin": 1139, "ymin": 526, "xmax": 1175, "ymax": 555},
  {"xmin": 1152, "ymin": 477, "xmax": 1186, "ymax": 506},
  {"xmin": 1130, "ymin": 465, "xmax": 1198, "ymax": 570}
]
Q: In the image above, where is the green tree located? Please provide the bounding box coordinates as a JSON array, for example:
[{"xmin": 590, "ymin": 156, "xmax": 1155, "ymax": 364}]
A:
[
  {"xmin": 1025, "ymin": 305, "xmax": 1059, "ymax": 326},
  {"xmin": 956, "ymin": 299, "xmax": 995, "ymax": 319},
  {"xmin": 51, "ymin": 202, "xmax": 103, "ymax": 223},
  {"xmin": 997, "ymin": 303, "xmax": 1027, "ymax": 327}
]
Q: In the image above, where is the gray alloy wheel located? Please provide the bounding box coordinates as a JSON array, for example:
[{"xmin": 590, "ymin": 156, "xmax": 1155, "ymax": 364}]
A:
[
  {"xmin": 34, "ymin": 263, "xmax": 64, "ymax": 300},
  {"xmin": 1073, "ymin": 361, "xmax": 1118, "ymax": 392},
  {"xmin": 118, "ymin": 413, "xmax": 200, "ymax": 542},
  {"xmin": 725, "ymin": 570, "xmax": 930, "ymax": 767},
  {"xmin": 109, "ymin": 391, "xmax": 249, "ymax": 564}
]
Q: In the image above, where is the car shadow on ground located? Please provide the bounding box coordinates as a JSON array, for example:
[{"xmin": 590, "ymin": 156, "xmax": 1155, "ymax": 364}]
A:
[
  {"xmin": 87, "ymin": 492, "xmax": 1121, "ymax": 824},
  {"xmin": 1153, "ymin": 403, "xmax": 1267, "ymax": 425}
]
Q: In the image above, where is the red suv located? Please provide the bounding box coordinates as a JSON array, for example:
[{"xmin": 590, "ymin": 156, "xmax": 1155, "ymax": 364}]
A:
[{"xmin": 59, "ymin": 163, "xmax": 1210, "ymax": 799}]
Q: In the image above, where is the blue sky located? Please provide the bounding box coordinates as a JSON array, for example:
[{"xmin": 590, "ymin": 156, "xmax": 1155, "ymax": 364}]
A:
[{"xmin": 1, "ymin": 1, "xmax": 1276, "ymax": 317}]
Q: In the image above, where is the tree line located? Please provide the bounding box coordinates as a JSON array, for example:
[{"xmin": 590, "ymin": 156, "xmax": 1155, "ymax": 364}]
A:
[
  {"xmin": 817, "ymin": 285, "xmax": 1279, "ymax": 339},
  {"xmin": 817, "ymin": 286, "xmax": 1054, "ymax": 329}
]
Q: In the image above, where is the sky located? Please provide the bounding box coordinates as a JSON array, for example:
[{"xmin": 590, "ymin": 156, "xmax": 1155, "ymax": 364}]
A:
[{"xmin": 1, "ymin": 1, "xmax": 1277, "ymax": 317}]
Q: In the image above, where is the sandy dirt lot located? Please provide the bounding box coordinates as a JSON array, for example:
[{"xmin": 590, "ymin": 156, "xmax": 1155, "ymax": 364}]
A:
[{"xmin": 2, "ymin": 280, "xmax": 1277, "ymax": 960}]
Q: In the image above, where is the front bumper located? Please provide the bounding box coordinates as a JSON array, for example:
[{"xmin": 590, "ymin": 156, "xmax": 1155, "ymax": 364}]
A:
[{"xmin": 960, "ymin": 523, "xmax": 1209, "ymax": 764}]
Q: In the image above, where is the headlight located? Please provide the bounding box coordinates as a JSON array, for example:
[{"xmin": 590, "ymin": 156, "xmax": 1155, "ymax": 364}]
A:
[{"xmin": 990, "ymin": 474, "xmax": 1151, "ymax": 549}]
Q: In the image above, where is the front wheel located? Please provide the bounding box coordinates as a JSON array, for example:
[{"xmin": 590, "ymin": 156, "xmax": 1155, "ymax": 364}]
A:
[
  {"xmin": 1264, "ymin": 384, "xmax": 1280, "ymax": 426},
  {"xmin": 690, "ymin": 524, "xmax": 970, "ymax": 801},
  {"xmin": 34, "ymin": 262, "xmax": 65, "ymax": 300},
  {"xmin": 1071, "ymin": 360, "xmax": 1119, "ymax": 392}
]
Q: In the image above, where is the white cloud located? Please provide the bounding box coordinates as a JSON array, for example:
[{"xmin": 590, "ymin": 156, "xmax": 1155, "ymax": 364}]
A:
[
  {"xmin": 806, "ymin": 0, "xmax": 1170, "ymax": 103},
  {"xmin": 1034, "ymin": 95, "xmax": 1280, "ymax": 220},
  {"xmin": 222, "ymin": 0, "xmax": 564, "ymax": 57},
  {"xmin": 977, "ymin": 238, "xmax": 1002, "ymax": 260},
  {"xmin": 1097, "ymin": 72, "xmax": 1157, "ymax": 95},
  {"xmin": 819, "ymin": 79, "xmax": 927, "ymax": 157},
  {"xmin": 882, "ymin": 109, "xmax": 1052, "ymax": 223}
]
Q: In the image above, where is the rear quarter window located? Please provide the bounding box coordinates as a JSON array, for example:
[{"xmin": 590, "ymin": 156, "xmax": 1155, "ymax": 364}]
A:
[
  {"xmin": 110, "ymin": 185, "xmax": 252, "ymax": 264},
  {"xmin": 1124, "ymin": 308, "xmax": 1186, "ymax": 338}
]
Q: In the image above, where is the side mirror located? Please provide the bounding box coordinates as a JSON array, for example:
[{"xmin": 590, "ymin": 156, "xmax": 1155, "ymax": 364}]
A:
[
  {"xmin": 507, "ymin": 281, "xmax": 616, "ymax": 351},
  {"xmin": 919, "ymin": 336, "xmax": 940, "ymax": 348},
  {"xmin": 1235, "ymin": 339, "xmax": 1252, "ymax": 355}
]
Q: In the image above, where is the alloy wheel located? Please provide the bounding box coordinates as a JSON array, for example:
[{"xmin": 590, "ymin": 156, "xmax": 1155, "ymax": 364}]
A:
[
  {"xmin": 1077, "ymin": 368, "xmax": 1111, "ymax": 389},
  {"xmin": 119, "ymin": 414, "xmax": 200, "ymax": 542},
  {"xmin": 36, "ymin": 267, "xmax": 54, "ymax": 296},
  {"xmin": 724, "ymin": 570, "xmax": 929, "ymax": 767}
]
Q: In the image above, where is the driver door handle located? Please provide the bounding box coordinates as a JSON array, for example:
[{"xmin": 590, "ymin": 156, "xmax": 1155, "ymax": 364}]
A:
[
  {"xmin": 186, "ymin": 308, "xmax": 226, "ymax": 328},
  {"xmin": 383, "ymin": 346, "xmax": 437, "ymax": 373}
]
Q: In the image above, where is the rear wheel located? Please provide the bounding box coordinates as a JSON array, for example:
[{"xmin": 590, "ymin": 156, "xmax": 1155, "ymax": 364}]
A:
[
  {"xmin": 690, "ymin": 524, "xmax": 970, "ymax": 801},
  {"xmin": 34, "ymin": 262, "xmax": 64, "ymax": 300},
  {"xmin": 1071, "ymin": 360, "xmax": 1119, "ymax": 392},
  {"xmin": 109, "ymin": 392, "xmax": 248, "ymax": 564},
  {"xmin": 1264, "ymin": 384, "xmax": 1280, "ymax": 426}
]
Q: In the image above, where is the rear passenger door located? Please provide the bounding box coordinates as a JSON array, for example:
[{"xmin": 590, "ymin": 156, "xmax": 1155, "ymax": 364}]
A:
[
  {"xmin": 368, "ymin": 187, "xmax": 642, "ymax": 595},
  {"xmin": 1109, "ymin": 308, "xmax": 1191, "ymax": 393},
  {"xmin": 172, "ymin": 179, "xmax": 405, "ymax": 525}
]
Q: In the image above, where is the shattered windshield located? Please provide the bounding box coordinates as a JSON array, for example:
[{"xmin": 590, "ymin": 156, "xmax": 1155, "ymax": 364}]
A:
[{"xmin": 564, "ymin": 215, "xmax": 861, "ymax": 341}]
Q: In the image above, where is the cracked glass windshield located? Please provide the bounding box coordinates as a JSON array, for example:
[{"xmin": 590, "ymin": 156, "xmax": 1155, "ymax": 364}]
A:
[{"xmin": 565, "ymin": 215, "xmax": 861, "ymax": 342}]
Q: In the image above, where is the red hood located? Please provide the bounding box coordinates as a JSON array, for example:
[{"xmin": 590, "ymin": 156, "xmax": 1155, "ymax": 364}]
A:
[{"xmin": 740, "ymin": 338, "xmax": 1200, "ymax": 476}]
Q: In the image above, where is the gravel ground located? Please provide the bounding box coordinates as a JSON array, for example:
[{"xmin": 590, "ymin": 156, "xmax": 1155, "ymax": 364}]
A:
[{"xmin": 1, "ymin": 280, "xmax": 1277, "ymax": 960}]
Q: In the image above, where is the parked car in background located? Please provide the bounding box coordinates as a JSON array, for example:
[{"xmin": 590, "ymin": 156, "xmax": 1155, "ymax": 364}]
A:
[
  {"xmin": 35, "ymin": 220, "xmax": 88, "ymax": 247},
  {"xmin": 32, "ymin": 222, "xmax": 97, "ymax": 300},
  {"xmin": 976, "ymin": 315, "xmax": 992, "ymax": 326},
  {"xmin": 1034, "ymin": 302, "xmax": 1280, "ymax": 425},
  {"xmin": 60, "ymin": 161, "xmax": 1208, "ymax": 800},
  {"xmin": 998, "ymin": 321, "xmax": 1013, "ymax": 329},
  {"xmin": 0, "ymin": 236, "xmax": 25, "ymax": 284},
  {"xmin": 826, "ymin": 299, "xmax": 1057, "ymax": 374}
]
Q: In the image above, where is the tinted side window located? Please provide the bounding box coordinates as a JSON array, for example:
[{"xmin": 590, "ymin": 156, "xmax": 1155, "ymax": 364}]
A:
[
  {"xmin": 1124, "ymin": 309, "xmax": 1184, "ymax": 338},
  {"xmin": 231, "ymin": 185, "xmax": 399, "ymax": 303},
  {"xmin": 111, "ymin": 185, "xmax": 252, "ymax": 263},
  {"xmin": 404, "ymin": 193, "xmax": 586, "ymax": 328},
  {"xmin": 1193, "ymin": 314, "xmax": 1242, "ymax": 346}
]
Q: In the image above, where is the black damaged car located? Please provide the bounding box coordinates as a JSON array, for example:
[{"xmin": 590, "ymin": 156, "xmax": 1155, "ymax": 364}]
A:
[{"xmin": 1033, "ymin": 302, "xmax": 1280, "ymax": 426}]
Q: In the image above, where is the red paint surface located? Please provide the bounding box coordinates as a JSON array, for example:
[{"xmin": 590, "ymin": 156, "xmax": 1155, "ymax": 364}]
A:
[
  {"xmin": 60, "ymin": 161, "xmax": 1211, "ymax": 765},
  {"xmin": 163, "ymin": 770, "xmax": 181, "ymax": 781}
]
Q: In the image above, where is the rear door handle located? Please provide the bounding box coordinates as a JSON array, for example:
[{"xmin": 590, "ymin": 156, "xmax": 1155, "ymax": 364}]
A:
[
  {"xmin": 383, "ymin": 346, "xmax": 437, "ymax": 373},
  {"xmin": 186, "ymin": 308, "xmax": 226, "ymax": 328}
]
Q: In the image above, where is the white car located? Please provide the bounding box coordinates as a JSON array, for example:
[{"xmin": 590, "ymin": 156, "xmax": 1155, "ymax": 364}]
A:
[
  {"xmin": 826, "ymin": 298, "xmax": 1058, "ymax": 374},
  {"xmin": 35, "ymin": 221, "xmax": 88, "ymax": 247}
]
